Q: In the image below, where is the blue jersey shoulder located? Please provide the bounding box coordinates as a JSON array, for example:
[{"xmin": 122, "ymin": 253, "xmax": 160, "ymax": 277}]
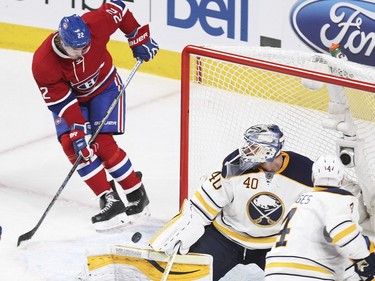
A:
[
  {"xmin": 281, "ymin": 151, "xmax": 314, "ymax": 187},
  {"xmin": 314, "ymin": 187, "xmax": 354, "ymax": 196}
]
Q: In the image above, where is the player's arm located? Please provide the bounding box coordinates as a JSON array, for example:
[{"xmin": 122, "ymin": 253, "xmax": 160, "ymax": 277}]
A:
[
  {"xmin": 190, "ymin": 171, "xmax": 233, "ymax": 222},
  {"xmin": 326, "ymin": 195, "xmax": 370, "ymax": 259},
  {"xmin": 32, "ymin": 59, "xmax": 86, "ymax": 127},
  {"xmin": 85, "ymin": 0, "xmax": 158, "ymax": 62},
  {"xmin": 150, "ymin": 170, "xmax": 232, "ymax": 255},
  {"xmin": 33, "ymin": 64, "xmax": 94, "ymax": 161},
  {"xmin": 353, "ymin": 236, "xmax": 375, "ymax": 281}
]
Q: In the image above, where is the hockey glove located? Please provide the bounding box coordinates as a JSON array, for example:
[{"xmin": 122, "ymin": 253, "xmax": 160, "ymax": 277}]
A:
[
  {"xmin": 149, "ymin": 199, "xmax": 206, "ymax": 255},
  {"xmin": 126, "ymin": 24, "xmax": 159, "ymax": 62},
  {"xmin": 354, "ymin": 252, "xmax": 375, "ymax": 280},
  {"xmin": 69, "ymin": 122, "xmax": 95, "ymax": 161}
]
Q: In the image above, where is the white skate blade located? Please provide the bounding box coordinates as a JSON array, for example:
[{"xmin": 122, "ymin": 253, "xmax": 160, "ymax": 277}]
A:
[
  {"xmin": 128, "ymin": 206, "xmax": 151, "ymax": 223},
  {"xmin": 93, "ymin": 207, "xmax": 151, "ymax": 232},
  {"xmin": 93, "ymin": 212, "xmax": 130, "ymax": 232}
]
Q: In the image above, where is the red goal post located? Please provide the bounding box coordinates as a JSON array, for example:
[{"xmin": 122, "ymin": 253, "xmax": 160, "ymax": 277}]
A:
[{"xmin": 180, "ymin": 45, "xmax": 375, "ymax": 220}]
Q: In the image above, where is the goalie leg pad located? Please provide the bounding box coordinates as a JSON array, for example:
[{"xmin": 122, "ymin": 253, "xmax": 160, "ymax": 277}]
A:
[{"xmin": 78, "ymin": 245, "xmax": 213, "ymax": 281}]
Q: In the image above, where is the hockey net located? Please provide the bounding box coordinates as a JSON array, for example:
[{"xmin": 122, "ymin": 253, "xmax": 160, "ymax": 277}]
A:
[{"xmin": 180, "ymin": 45, "xmax": 375, "ymax": 227}]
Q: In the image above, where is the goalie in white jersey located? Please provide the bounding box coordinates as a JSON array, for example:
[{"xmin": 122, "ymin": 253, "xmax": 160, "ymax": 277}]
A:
[
  {"xmin": 150, "ymin": 124, "xmax": 315, "ymax": 280},
  {"xmin": 265, "ymin": 154, "xmax": 375, "ymax": 281}
]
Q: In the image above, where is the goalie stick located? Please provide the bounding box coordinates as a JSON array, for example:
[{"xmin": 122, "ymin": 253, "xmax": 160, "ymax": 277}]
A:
[
  {"xmin": 17, "ymin": 60, "xmax": 143, "ymax": 247},
  {"xmin": 160, "ymin": 241, "xmax": 181, "ymax": 281}
]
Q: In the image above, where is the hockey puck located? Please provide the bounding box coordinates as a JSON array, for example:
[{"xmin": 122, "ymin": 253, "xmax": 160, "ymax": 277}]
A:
[{"xmin": 131, "ymin": 232, "xmax": 142, "ymax": 243}]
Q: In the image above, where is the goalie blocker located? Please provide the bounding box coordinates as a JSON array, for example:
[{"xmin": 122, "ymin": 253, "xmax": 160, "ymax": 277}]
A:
[{"xmin": 78, "ymin": 245, "xmax": 213, "ymax": 281}]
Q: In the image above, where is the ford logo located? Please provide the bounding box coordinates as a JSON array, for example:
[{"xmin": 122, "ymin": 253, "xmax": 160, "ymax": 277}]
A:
[{"xmin": 290, "ymin": 0, "xmax": 375, "ymax": 66}]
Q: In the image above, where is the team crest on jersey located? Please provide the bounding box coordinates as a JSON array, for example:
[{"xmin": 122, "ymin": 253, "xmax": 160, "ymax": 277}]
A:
[
  {"xmin": 76, "ymin": 74, "xmax": 99, "ymax": 91},
  {"xmin": 71, "ymin": 65, "xmax": 102, "ymax": 93},
  {"xmin": 55, "ymin": 117, "xmax": 63, "ymax": 125},
  {"xmin": 247, "ymin": 193, "xmax": 284, "ymax": 227}
]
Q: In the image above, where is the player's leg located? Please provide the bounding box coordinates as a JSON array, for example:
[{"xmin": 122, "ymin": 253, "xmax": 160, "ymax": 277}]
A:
[
  {"xmin": 92, "ymin": 134, "xmax": 150, "ymax": 225},
  {"xmin": 55, "ymin": 106, "xmax": 128, "ymax": 230},
  {"xmin": 244, "ymin": 247, "xmax": 270, "ymax": 271},
  {"xmin": 89, "ymin": 75, "xmax": 150, "ymax": 227},
  {"xmin": 189, "ymin": 224, "xmax": 244, "ymax": 281},
  {"xmin": 54, "ymin": 109, "xmax": 113, "ymax": 198}
]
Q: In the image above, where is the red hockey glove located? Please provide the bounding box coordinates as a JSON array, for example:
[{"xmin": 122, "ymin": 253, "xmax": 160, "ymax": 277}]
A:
[
  {"xmin": 126, "ymin": 24, "xmax": 159, "ymax": 62},
  {"xmin": 69, "ymin": 122, "xmax": 95, "ymax": 161}
]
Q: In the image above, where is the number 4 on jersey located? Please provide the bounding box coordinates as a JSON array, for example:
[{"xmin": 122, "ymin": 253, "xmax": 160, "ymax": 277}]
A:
[{"xmin": 275, "ymin": 207, "xmax": 297, "ymax": 247}]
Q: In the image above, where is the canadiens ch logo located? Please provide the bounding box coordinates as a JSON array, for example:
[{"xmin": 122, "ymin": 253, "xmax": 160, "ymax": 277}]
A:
[
  {"xmin": 247, "ymin": 193, "xmax": 284, "ymax": 227},
  {"xmin": 55, "ymin": 117, "xmax": 63, "ymax": 125}
]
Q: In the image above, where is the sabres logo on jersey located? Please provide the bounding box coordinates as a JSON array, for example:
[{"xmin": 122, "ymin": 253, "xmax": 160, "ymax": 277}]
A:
[{"xmin": 247, "ymin": 192, "xmax": 284, "ymax": 227}]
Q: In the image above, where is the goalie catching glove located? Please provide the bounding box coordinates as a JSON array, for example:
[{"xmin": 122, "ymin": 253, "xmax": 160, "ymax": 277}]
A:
[
  {"xmin": 69, "ymin": 122, "xmax": 97, "ymax": 161},
  {"xmin": 149, "ymin": 199, "xmax": 208, "ymax": 255},
  {"xmin": 354, "ymin": 236, "xmax": 375, "ymax": 281},
  {"xmin": 126, "ymin": 24, "xmax": 158, "ymax": 62}
]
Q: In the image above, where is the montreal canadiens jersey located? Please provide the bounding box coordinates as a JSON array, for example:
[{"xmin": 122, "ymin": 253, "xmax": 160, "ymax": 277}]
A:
[
  {"xmin": 265, "ymin": 188, "xmax": 370, "ymax": 280},
  {"xmin": 190, "ymin": 150, "xmax": 314, "ymax": 250},
  {"xmin": 32, "ymin": 0, "xmax": 140, "ymax": 127}
]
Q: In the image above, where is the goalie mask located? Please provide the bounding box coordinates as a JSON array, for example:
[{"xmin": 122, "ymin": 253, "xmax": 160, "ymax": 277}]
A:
[
  {"xmin": 240, "ymin": 124, "xmax": 285, "ymax": 168},
  {"xmin": 225, "ymin": 124, "xmax": 285, "ymax": 176},
  {"xmin": 312, "ymin": 154, "xmax": 345, "ymax": 187},
  {"xmin": 58, "ymin": 14, "xmax": 91, "ymax": 59}
]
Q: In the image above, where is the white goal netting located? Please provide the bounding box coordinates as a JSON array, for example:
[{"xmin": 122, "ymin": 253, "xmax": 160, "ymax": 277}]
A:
[{"xmin": 180, "ymin": 45, "xmax": 375, "ymax": 225}]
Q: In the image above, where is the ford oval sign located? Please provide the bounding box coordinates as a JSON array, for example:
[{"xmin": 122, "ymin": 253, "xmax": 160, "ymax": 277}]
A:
[{"xmin": 290, "ymin": 0, "xmax": 375, "ymax": 66}]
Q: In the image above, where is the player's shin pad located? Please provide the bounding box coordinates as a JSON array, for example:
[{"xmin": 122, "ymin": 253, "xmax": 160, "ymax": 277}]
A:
[{"xmin": 77, "ymin": 245, "xmax": 213, "ymax": 281}]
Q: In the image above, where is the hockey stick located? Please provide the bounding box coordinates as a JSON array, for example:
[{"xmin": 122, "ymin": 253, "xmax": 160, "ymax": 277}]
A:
[
  {"xmin": 160, "ymin": 241, "xmax": 181, "ymax": 281},
  {"xmin": 17, "ymin": 60, "xmax": 143, "ymax": 247}
]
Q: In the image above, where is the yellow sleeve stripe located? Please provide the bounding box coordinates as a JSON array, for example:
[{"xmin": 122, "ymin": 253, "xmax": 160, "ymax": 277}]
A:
[
  {"xmin": 213, "ymin": 220, "xmax": 276, "ymax": 244},
  {"xmin": 194, "ymin": 191, "xmax": 219, "ymax": 217},
  {"xmin": 332, "ymin": 224, "xmax": 357, "ymax": 244},
  {"xmin": 370, "ymin": 241, "xmax": 375, "ymax": 253},
  {"xmin": 266, "ymin": 262, "xmax": 332, "ymax": 274}
]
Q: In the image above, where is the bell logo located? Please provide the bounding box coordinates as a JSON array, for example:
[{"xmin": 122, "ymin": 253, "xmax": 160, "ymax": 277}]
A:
[{"xmin": 167, "ymin": 0, "xmax": 249, "ymax": 42}]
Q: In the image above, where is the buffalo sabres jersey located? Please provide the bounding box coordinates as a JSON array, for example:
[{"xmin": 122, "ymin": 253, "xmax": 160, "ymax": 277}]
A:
[
  {"xmin": 190, "ymin": 150, "xmax": 314, "ymax": 250},
  {"xmin": 265, "ymin": 188, "xmax": 370, "ymax": 281},
  {"xmin": 32, "ymin": 0, "xmax": 140, "ymax": 127}
]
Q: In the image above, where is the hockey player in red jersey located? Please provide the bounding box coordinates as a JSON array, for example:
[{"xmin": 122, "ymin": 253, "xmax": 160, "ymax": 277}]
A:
[{"xmin": 32, "ymin": 0, "xmax": 159, "ymax": 231}]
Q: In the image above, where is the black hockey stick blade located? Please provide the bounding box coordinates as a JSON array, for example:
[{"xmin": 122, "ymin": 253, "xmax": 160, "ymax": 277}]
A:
[{"xmin": 17, "ymin": 226, "xmax": 37, "ymax": 246}]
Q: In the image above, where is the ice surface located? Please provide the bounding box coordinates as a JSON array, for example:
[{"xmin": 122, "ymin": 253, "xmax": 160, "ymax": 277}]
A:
[{"xmin": 2, "ymin": 49, "xmax": 372, "ymax": 281}]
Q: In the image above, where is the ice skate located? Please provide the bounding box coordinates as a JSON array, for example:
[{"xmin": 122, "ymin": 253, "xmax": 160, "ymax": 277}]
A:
[
  {"xmin": 91, "ymin": 181, "xmax": 129, "ymax": 231},
  {"xmin": 125, "ymin": 172, "xmax": 151, "ymax": 222}
]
